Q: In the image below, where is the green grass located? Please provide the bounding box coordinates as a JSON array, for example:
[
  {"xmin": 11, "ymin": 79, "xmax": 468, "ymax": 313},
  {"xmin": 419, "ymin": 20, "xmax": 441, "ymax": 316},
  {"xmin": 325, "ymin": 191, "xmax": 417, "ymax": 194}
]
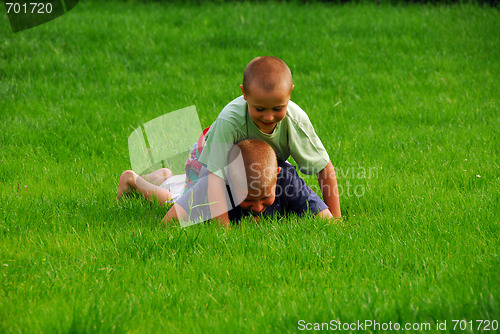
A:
[{"xmin": 1, "ymin": 1, "xmax": 499, "ymax": 333}]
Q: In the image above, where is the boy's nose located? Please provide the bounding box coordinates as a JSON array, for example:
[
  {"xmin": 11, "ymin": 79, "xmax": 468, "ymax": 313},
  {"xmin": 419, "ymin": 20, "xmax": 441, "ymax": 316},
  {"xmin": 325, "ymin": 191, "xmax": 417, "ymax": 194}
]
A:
[
  {"xmin": 262, "ymin": 113, "xmax": 274, "ymax": 122},
  {"xmin": 252, "ymin": 201, "xmax": 264, "ymax": 213}
]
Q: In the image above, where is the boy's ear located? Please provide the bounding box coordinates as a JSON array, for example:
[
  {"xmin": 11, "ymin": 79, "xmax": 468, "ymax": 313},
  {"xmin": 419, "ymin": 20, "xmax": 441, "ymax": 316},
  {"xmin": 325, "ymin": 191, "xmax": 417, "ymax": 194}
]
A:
[{"xmin": 240, "ymin": 84, "xmax": 247, "ymax": 100}]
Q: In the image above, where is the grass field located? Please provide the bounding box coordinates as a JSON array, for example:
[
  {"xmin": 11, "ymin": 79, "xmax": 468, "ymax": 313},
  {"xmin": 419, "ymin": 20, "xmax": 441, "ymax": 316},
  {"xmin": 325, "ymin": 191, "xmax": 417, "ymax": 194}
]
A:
[{"xmin": 0, "ymin": 1, "xmax": 499, "ymax": 333}]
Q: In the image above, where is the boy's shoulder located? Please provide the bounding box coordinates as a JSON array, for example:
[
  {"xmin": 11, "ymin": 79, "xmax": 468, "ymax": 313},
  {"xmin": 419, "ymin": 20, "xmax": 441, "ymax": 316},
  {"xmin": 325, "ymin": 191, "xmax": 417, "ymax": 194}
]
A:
[
  {"xmin": 206, "ymin": 96, "xmax": 247, "ymax": 136},
  {"xmin": 285, "ymin": 100, "xmax": 311, "ymax": 124},
  {"xmin": 277, "ymin": 160, "xmax": 297, "ymax": 173},
  {"xmin": 276, "ymin": 160, "xmax": 300, "ymax": 184},
  {"xmin": 218, "ymin": 96, "xmax": 247, "ymax": 121}
]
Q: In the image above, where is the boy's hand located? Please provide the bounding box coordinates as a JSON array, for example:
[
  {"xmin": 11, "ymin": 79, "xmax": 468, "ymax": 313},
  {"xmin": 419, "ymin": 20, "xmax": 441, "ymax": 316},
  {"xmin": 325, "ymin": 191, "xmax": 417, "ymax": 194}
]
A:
[{"xmin": 215, "ymin": 214, "xmax": 231, "ymax": 230}]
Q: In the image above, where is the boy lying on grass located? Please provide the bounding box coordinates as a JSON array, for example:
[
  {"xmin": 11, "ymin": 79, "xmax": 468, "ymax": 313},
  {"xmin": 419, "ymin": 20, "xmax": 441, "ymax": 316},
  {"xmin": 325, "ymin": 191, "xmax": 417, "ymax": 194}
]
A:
[{"xmin": 117, "ymin": 139, "xmax": 332, "ymax": 227}]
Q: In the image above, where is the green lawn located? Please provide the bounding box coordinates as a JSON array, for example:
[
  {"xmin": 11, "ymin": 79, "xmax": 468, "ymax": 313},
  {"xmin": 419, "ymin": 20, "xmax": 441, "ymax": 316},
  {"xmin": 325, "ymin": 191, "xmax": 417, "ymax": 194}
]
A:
[{"xmin": 0, "ymin": 1, "xmax": 499, "ymax": 333}]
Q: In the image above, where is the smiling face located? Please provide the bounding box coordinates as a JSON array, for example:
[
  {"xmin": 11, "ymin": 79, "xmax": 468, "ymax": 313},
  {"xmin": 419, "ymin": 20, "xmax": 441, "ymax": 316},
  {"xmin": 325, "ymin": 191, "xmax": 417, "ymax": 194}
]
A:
[
  {"xmin": 241, "ymin": 56, "xmax": 294, "ymax": 134},
  {"xmin": 241, "ymin": 83, "xmax": 293, "ymax": 134}
]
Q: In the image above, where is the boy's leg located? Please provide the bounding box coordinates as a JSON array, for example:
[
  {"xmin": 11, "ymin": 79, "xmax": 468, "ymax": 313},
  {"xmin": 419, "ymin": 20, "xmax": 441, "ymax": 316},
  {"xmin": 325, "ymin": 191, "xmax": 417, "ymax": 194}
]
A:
[
  {"xmin": 117, "ymin": 170, "xmax": 174, "ymax": 203},
  {"xmin": 142, "ymin": 168, "xmax": 173, "ymax": 186}
]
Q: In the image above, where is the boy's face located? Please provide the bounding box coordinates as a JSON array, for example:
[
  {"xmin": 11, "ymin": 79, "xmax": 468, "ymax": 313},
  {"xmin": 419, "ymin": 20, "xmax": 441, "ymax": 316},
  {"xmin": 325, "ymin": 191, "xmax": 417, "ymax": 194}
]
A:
[
  {"xmin": 239, "ymin": 167, "xmax": 281, "ymax": 216},
  {"xmin": 239, "ymin": 184, "xmax": 276, "ymax": 216},
  {"xmin": 241, "ymin": 84, "xmax": 294, "ymax": 134}
]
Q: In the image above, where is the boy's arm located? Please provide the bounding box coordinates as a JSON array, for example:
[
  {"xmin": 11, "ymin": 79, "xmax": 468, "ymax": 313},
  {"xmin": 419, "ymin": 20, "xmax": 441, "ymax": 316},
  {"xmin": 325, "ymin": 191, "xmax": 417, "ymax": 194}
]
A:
[
  {"xmin": 317, "ymin": 161, "xmax": 342, "ymax": 219},
  {"xmin": 162, "ymin": 173, "xmax": 231, "ymax": 229},
  {"xmin": 163, "ymin": 203, "xmax": 183, "ymax": 224},
  {"xmin": 207, "ymin": 171, "xmax": 230, "ymax": 229}
]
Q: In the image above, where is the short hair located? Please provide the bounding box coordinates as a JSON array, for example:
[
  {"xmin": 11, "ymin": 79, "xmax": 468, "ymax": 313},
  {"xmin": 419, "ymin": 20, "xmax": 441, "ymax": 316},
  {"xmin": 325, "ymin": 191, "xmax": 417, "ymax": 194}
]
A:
[
  {"xmin": 242, "ymin": 56, "xmax": 293, "ymax": 96},
  {"xmin": 227, "ymin": 139, "xmax": 278, "ymax": 199}
]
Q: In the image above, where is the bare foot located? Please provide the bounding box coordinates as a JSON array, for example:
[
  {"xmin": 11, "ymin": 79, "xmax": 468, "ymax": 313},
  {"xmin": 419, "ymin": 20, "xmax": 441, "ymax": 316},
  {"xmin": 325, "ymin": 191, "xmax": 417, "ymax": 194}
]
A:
[
  {"xmin": 116, "ymin": 170, "xmax": 136, "ymax": 202},
  {"xmin": 143, "ymin": 168, "xmax": 173, "ymax": 186}
]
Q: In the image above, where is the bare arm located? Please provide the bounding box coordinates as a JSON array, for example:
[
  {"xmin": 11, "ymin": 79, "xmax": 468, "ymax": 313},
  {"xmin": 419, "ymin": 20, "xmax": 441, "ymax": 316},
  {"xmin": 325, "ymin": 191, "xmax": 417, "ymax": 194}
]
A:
[
  {"xmin": 317, "ymin": 161, "xmax": 342, "ymax": 219},
  {"xmin": 207, "ymin": 171, "xmax": 230, "ymax": 229},
  {"xmin": 162, "ymin": 203, "xmax": 183, "ymax": 224}
]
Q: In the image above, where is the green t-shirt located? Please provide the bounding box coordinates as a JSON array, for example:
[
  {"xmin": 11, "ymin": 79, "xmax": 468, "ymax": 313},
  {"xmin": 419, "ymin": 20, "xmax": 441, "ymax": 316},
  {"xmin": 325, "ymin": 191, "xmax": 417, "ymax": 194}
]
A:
[{"xmin": 198, "ymin": 96, "xmax": 330, "ymax": 179}]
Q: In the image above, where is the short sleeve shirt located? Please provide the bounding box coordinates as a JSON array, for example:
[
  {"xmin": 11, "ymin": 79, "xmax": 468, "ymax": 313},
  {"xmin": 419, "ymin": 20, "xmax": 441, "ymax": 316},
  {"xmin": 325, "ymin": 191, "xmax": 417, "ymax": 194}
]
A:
[{"xmin": 198, "ymin": 96, "xmax": 330, "ymax": 179}]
